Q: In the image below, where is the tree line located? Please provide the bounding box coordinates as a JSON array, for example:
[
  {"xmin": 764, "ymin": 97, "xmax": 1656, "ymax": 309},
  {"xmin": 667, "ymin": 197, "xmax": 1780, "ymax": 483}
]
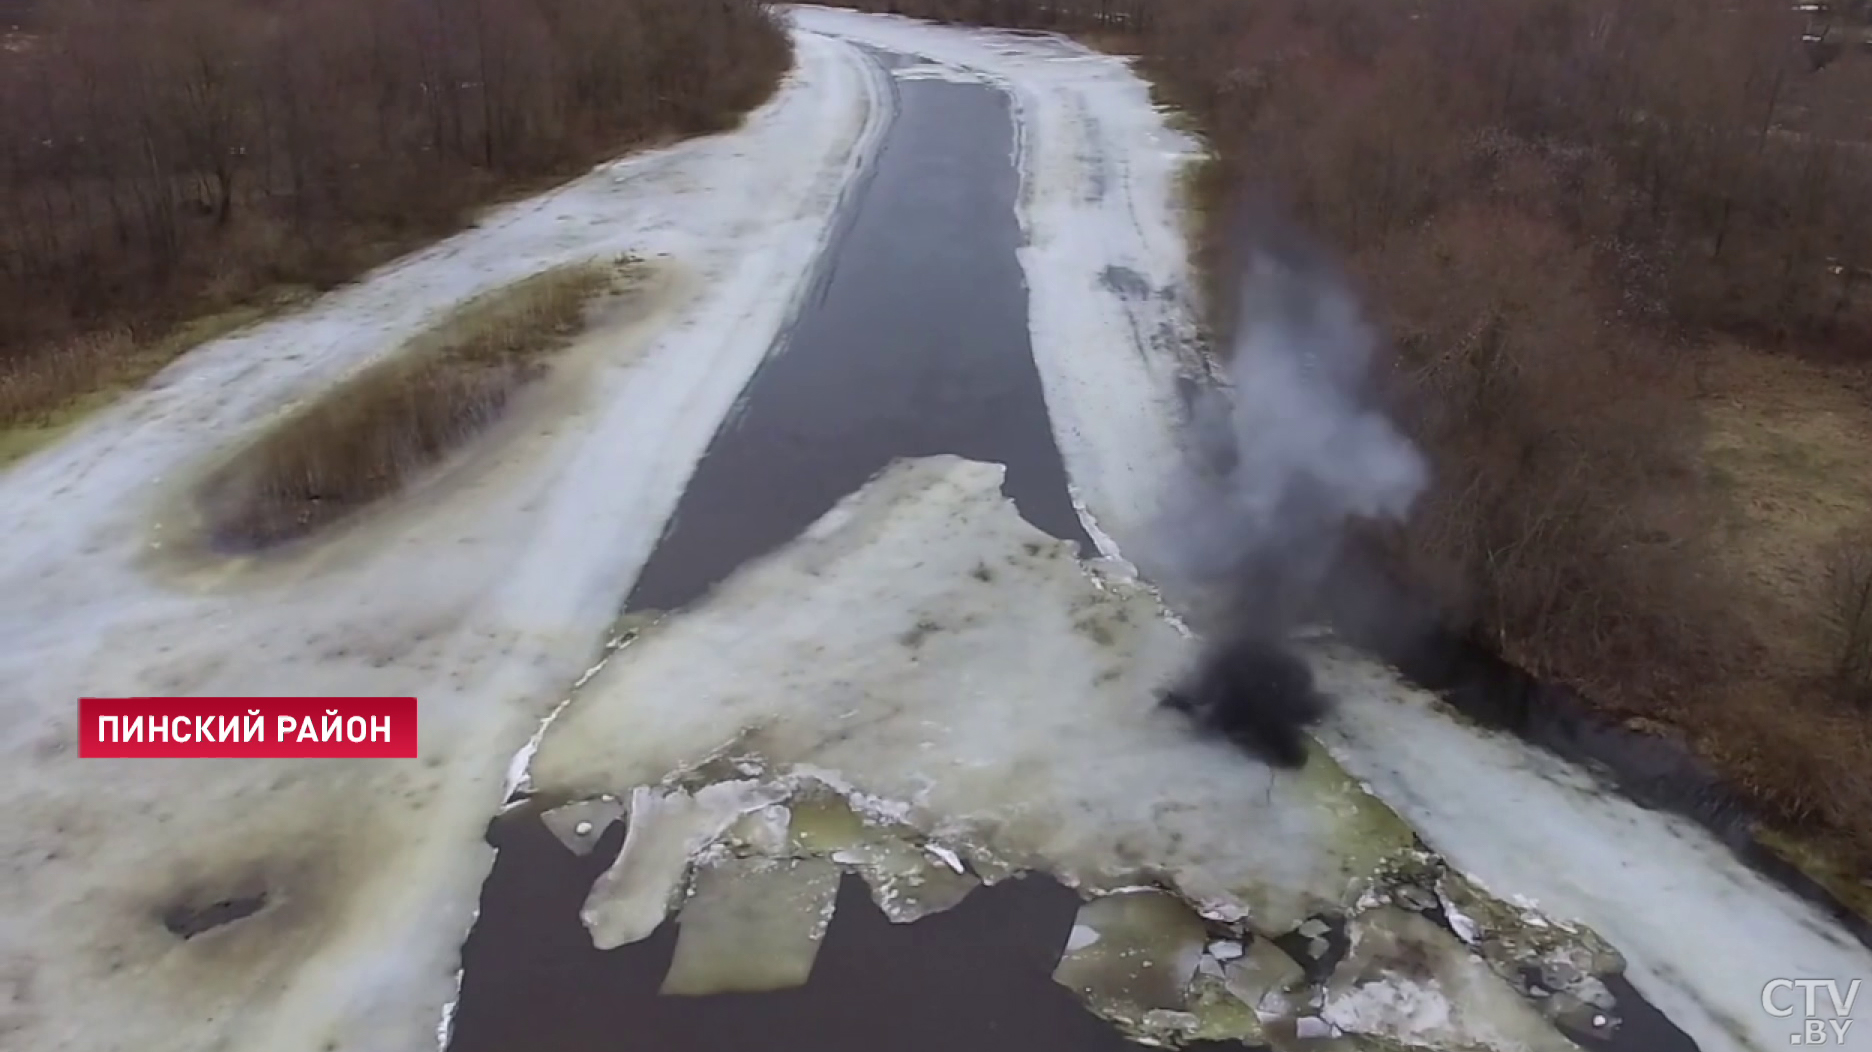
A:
[{"xmin": 0, "ymin": 0, "xmax": 790, "ymax": 375}]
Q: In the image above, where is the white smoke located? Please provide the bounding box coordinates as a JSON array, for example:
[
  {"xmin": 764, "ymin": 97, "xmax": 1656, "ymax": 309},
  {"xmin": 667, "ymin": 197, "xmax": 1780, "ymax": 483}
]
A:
[{"xmin": 1149, "ymin": 239, "xmax": 1429, "ymax": 637}]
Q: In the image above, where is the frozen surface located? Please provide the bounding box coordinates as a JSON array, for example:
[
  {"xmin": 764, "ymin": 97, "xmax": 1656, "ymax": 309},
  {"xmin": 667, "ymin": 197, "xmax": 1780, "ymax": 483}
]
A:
[
  {"xmin": 582, "ymin": 782, "xmax": 790, "ymax": 950},
  {"xmin": 1321, "ymin": 908, "xmax": 1582, "ymax": 1052},
  {"xmin": 1052, "ymin": 889, "xmax": 1209, "ymax": 1029},
  {"xmin": 529, "ymin": 453, "xmax": 1604, "ymax": 1052},
  {"xmin": 1223, "ymin": 939, "xmax": 1306, "ymax": 1015},
  {"xmin": 783, "ymin": 793, "xmax": 979, "ymax": 922},
  {"xmin": 1313, "ymin": 649, "xmax": 1872, "ymax": 1052},
  {"xmin": 540, "ymin": 796, "xmax": 626, "ymax": 856},
  {"xmin": 659, "ymin": 856, "xmax": 841, "ymax": 996},
  {"xmin": 0, "ymin": 28, "xmax": 891, "ymax": 1052},
  {"xmin": 532, "ymin": 457, "xmax": 1439, "ymax": 936}
]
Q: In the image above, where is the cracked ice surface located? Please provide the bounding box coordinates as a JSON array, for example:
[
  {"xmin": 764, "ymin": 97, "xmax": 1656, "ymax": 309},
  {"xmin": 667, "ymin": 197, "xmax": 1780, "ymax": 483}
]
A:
[
  {"xmin": 1321, "ymin": 908, "xmax": 1582, "ymax": 1052},
  {"xmin": 582, "ymin": 782, "xmax": 791, "ymax": 950},
  {"xmin": 531, "ymin": 456, "xmax": 1605, "ymax": 1052},
  {"xmin": 659, "ymin": 856, "xmax": 842, "ymax": 996},
  {"xmin": 1313, "ymin": 650, "xmax": 1872, "ymax": 1052},
  {"xmin": 533, "ymin": 456, "xmax": 1423, "ymax": 935},
  {"xmin": 551, "ymin": 771, "xmax": 1593, "ymax": 1051},
  {"xmin": 1053, "ymin": 890, "xmax": 1209, "ymax": 1027},
  {"xmin": 780, "ymin": 791, "xmax": 981, "ymax": 922}
]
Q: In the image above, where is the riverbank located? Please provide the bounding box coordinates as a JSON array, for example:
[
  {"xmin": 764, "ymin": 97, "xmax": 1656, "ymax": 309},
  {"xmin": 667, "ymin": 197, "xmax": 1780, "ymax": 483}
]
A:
[{"xmin": 819, "ymin": 0, "xmax": 1872, "ymax": 912}]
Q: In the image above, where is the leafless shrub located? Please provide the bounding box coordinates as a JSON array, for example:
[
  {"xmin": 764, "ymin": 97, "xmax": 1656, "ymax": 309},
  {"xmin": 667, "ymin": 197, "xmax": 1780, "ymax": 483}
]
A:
[
  {"xmin": 196, "ymin": 261, "xmax": 624, "ymax": 550},
  {"xmin": 1822, "ymin": 530, "xmax": 1872, "ymax": 707}
]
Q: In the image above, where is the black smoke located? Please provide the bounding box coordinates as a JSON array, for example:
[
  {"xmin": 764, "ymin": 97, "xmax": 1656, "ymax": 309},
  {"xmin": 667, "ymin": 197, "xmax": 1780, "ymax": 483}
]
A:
[{"xmin": 1150, "ymin": 202, "xmax": 1429, "ymax": 769}]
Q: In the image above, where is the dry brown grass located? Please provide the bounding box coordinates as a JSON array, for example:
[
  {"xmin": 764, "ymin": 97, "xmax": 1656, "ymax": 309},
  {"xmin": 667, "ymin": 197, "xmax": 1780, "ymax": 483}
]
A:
[
  {"xmin": 1686, "ymin": 346, "xmax": 1872, "ymax": 883},
  {"xmin": 1822, "ymin": 533, "xmax": 1872, "ymax": 705},
  {"xmin": 1075, "ymin": 29, "xmax": 1146, "ymax": 56},
  {"xmin": 1702, "ymin": 346, "xmax": 1872, "ymax": 672},
  {"xmin": 194, "ymin": 260, "xmax": 630, "ymax": 551},
  {"xmin": 1758, "ymin": 822, "xmax": 1872, "ymax": 919},
  {"xmin": 1696, "ymin": 672, "xmax": 1872, "ymax": 917},
  {"xmin": 1170, "ymin": 154, "xmax": 1232, "ymax": 337},
  {"xmin": 0, "ymin": 329, "xmax": 137, "ymax": 439},
  {"xmin": 0, "ymin": 287, "xmax": 314, "ymax": 467}
]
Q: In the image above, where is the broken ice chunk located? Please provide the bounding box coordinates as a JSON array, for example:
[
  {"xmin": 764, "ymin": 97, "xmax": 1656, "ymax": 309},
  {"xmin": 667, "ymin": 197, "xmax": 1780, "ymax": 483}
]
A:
[
  {"xmin": 1320, "ymin": 907, "xmax": 1584, "ymax": 1052},
  {"xmin": 788, "ymin": 793, "xmax": 978, "ymax": 921},
  {"xmin": 723, "ymin": 803, "xmax": 792, "ymax": 856},
  {"xmin": 540, "ymin": 797, "xmax": 626, "ymax": 856},
  {"xmin": 1137, "ymin": 1008, "xmax": 1203, "ymax": 1045},
  {"xmin": 925, "ymin": 842, "xmax": 966, "ymax": 874},
  {"xmin": 1178, "ymin": 968, "xmax": 1269, "ymax": 1044},
  {"xmin": 1052, "ymin": 889, "xmax": 1208, "ymax": 1031},
  {"xmin": 1222, "ymin": 938, "xmax": 1306, "ymax": 1015},
  {"xmin": 1432, "ymin": 869, "xmax": 1624, "ymax": 1027},
  {"xmin": 580, "ymin": 781, "xmax": 788, "ymax": 950},
  {"xmin": 659, "ymin": 856, "xmax": 841, "ymax": 996},
  {"xmin": 1295, "ymin": 1016, "xmax": 1342, "ymax": 1039},
  {"xmin": 838, "ymin": 839, "xmax": 978, "ymax": 922},
  {"xmin": 784, "ymin": 791, "xmax": 875, "ymax": 854}
]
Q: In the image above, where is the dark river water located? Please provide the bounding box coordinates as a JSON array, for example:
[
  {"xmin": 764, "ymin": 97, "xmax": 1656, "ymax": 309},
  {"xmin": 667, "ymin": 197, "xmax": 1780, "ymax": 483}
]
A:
[
  {"xmin": 442, "ymin": 43, "xmax": 1698, "ymax": 1052},
  {"xmin": 448, "ymin": 50, "xmax": 1152, "ymax": 1052},
  {"xmin": 625, "ymin": 47, "xmax": 1089, "ymax": 616}
]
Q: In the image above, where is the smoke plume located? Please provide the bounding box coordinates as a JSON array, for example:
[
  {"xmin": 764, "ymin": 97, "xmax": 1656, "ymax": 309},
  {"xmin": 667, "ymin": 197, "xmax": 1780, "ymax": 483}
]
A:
[
  {"xmin": 1153, "ymin": 206, "xmax": 1429, "ymax": 638},
  {"xmin": 1147, "ymin": 204, "xmax": 1429, "ymax": 766}
]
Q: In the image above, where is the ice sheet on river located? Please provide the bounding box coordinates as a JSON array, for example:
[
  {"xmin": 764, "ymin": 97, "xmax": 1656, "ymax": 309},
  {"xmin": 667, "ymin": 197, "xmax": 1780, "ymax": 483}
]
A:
[{"xmin": 531, "ymin": 455, "xmax": 1606, "ymax": 1048}]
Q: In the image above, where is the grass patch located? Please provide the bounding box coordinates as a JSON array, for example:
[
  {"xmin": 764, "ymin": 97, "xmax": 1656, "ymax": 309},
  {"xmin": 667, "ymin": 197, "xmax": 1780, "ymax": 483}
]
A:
[
  {"xmin": 1756, "ymin": 824, "xmax": 1872, "ymax": 921},
  {"xmin": 1677, "ymin": 345, "xmax": 1872, "ymax": 885},
  {"xmin": 0, "ymin": 286, "xmax": 314, "ymax": 469},
  {"xmin": 195, "ymin": 258, "xmax": 637, "ymax": 552},
  {"xmin": 1075, "ymin": 29, "xmax": 1147, "ymax": 57},
  {"xmin": 1700, "ymin": 345, "xmax": 1872, "ymax": 674},
  {"xmin": 1172, "ymin": 152, "xmax": 1229, "ymax": 339}
]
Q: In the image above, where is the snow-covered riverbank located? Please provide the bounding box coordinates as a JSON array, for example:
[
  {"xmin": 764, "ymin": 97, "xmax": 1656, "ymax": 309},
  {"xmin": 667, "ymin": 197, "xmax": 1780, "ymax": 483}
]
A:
[{"xmin": 0, "ymin": 26, "xmax": 894, "ymax": 1052}]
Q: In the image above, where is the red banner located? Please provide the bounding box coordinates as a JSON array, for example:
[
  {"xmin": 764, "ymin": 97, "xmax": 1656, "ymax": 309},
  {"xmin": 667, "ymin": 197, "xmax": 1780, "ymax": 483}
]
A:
[{"xmin": 78, "ymin": 697, "xmax": 419, "ymax": 758}]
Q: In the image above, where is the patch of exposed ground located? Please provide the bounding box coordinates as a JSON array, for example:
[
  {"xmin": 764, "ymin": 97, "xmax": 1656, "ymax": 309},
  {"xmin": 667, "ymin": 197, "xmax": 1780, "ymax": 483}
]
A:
[
  {"xmin": 189, "ymin": 258, "xmax": 656, "ymax": 554},
  {"xmin": 1702, "ymin": 342, "xmax": 1872, "ymax": 671},
  {"xmin": 1694, "ymin": 342, "xmax": 1872, "ymax": 909}
]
